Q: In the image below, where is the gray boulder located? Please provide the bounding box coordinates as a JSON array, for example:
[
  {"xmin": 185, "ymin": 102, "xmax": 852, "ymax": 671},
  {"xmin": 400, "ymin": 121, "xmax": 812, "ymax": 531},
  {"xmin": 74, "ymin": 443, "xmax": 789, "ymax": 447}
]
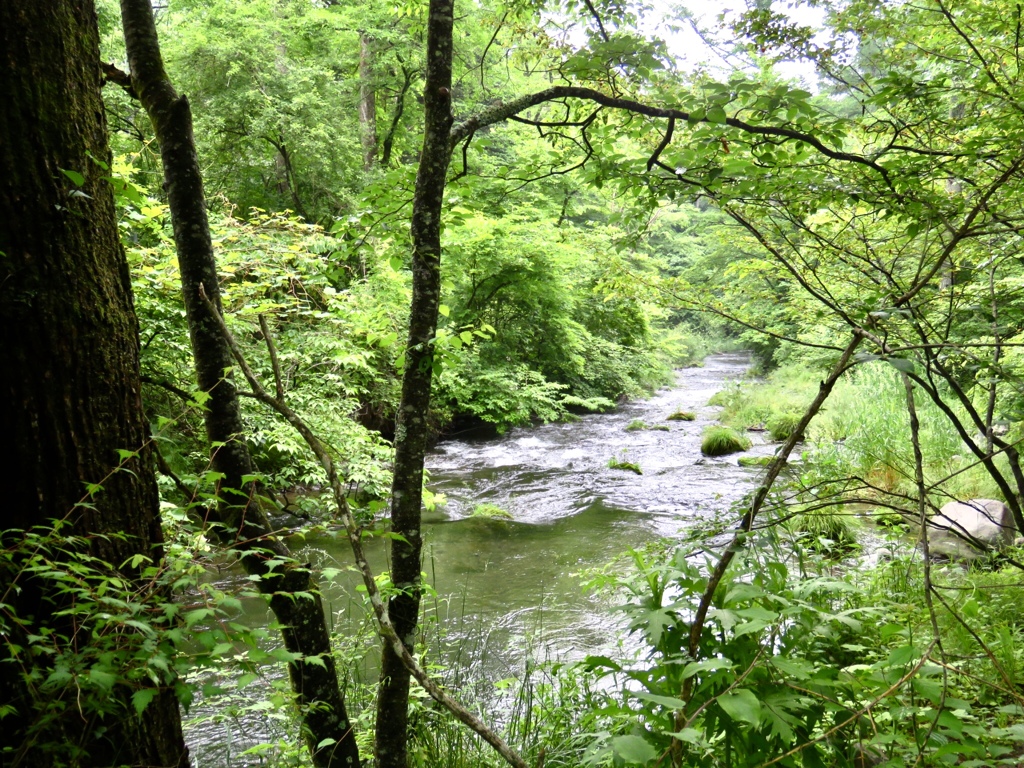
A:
[{"xmin": 926, "ymin": 499, "xmax": 1016, "ymax": 560}]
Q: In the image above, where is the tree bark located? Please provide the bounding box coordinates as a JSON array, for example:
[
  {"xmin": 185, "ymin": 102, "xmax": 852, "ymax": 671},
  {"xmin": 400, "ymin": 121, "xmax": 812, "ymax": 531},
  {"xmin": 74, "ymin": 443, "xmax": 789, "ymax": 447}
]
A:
[
  {"xmin": 118, "ymin": 3, "xmax": 361, "ymax": 766},
  {"xmin": 375, "ymin": 0, "xmax": 454, "ymax": 764},
  {"xmin": 0, "ymin": 2, "xmax": 188, "ymax": 765},
  {"xmin": 359, "ymin": 33, "xmax": 378, "ymax": 170}
]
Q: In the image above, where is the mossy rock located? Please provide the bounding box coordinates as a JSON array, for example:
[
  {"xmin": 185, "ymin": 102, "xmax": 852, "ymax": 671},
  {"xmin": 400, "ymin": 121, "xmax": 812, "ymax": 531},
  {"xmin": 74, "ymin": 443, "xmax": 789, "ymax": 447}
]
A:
[
  {"xmin": 738, "ymin": 455, "xmax": 774, "ymax": 468},
  {"xmin": 470, "ymin": 503, "xmax": 513, "ymax": 520},
  {"xmin": 701, "ymin": 426, "xmax": 751, "ymax": 456},
  {"xmin": 666, "ymin": 410, "xmax": 696, "ymax": 421},
  {"xmin": 626, "ymin": 420, "xmax": 670, "ymax": 432},
  {"xmin": 872, "ymin": 510, "xmax": 910, "ymax": 531},
  {"xmin": 608, "ymin": 459, "xmax": 643, "ymax": 475},
  {"xmin": 766, "ymin": 412, "xmax": 803, "ymax": 442}
]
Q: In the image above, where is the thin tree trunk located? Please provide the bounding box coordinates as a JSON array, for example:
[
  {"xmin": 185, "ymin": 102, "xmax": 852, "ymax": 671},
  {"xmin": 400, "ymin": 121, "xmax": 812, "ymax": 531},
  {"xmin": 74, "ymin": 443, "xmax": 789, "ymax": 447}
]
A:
[
  {"xmin": 0, "ymin": 2, "xmax": 188, "ymax": 765},
  {"xmin": 375, "ymin": 0, "xmax": 454, "ymax": 764},
  {"xmin": 118, "ymin": 3, "xmax": 361, "ymax": 766},
  {"xmin": 359, "ymin": 33, "xmax": 378, "ymax": 169}
]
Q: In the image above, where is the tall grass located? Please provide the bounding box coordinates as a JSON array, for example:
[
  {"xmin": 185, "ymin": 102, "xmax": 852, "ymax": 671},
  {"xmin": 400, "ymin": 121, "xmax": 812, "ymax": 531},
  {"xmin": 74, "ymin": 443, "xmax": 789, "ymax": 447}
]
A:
[
  {"xmin": 709, "ymin": 363, "xmax": 820, "ymax": 429},
  {"xmin": 809, "ymin": 362, "xmax": 998, "ymax": 499},
  {"xmin": 713, "ymin": 359, "xmax": 1002, "ymax": 499}
]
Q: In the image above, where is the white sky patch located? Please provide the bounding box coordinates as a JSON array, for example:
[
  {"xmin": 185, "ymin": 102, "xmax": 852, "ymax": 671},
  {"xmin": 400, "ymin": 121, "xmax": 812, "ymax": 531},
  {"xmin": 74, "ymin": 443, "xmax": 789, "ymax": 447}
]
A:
[{"xmin": 650, "ymin": 0, "xmax": 826, "ymax": 86}]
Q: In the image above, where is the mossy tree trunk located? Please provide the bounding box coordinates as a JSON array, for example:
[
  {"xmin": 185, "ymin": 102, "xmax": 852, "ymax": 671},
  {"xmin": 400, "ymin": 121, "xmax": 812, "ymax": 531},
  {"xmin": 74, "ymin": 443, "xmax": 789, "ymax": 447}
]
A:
[
  {"xmin": 374, "ymin": 0, "xmax": 454, "ymax": 764},
  {"xmin": 118, "ymin": 2, "xmax": 361, "ymax": 766},
  {"xmin": 0, "ymin": 1, "xmax": 188, "ymax": 765}
]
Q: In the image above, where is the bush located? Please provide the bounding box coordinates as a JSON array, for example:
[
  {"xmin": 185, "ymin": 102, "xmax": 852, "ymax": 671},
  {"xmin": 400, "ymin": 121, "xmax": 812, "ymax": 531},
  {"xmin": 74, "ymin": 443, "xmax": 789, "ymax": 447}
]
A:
[{"xmin": 701, "ymin": 426, "xmax": 751, "ymax": 456}]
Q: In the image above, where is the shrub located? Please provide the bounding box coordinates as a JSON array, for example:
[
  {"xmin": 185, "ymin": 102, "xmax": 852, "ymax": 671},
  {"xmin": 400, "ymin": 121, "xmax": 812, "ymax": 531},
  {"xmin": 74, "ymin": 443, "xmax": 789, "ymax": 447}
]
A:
[{"xmin": 701, "ymin": 426, "xmax": 751, "ymax": 456}]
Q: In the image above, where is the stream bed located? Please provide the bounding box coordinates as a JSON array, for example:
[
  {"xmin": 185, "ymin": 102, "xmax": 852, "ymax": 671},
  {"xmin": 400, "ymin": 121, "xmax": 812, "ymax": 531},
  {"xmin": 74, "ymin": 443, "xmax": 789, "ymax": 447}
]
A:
[{"xmin": 189, "ymin": 353, "xmax": 776, "ymax": 763}]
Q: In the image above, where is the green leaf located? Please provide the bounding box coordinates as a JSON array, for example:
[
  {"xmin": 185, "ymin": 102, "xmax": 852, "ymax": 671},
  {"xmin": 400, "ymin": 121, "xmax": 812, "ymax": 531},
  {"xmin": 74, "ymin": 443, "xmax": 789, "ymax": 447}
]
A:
[
  {"xmin": 88, "ymin": 666, "xmax": 117, "ymax": 692},
  {"xmin": 886, "ymin": 645, "xmax": 917, "ymax": 667},
  {"xmin": 438, "ymin": 304, "xmax": 451, "ymax": 317},
  {"xmin": 61, "ymin": 168, "xmax": 85, "ymax": 186},
  {"xmin": 884, "ymin": 357, "xmax": 916, "ymax": 373},
  {"xmin": 706, "ymin": 105, "xmax": 727, "ymax": 124},
  {"xmin": 717, "ymin": 689, "xmax": 761, "ymax": 725},
  {"xmin": 610, "ymin": 734, "xmax": 657, "ymax": 764},
  {"xmin": 633, "ymin": 691, "xmax": 687, "ymax": 709},
  {"xmin": 132, "ymin": 688, "xmax": 158, "ymax": 715}
]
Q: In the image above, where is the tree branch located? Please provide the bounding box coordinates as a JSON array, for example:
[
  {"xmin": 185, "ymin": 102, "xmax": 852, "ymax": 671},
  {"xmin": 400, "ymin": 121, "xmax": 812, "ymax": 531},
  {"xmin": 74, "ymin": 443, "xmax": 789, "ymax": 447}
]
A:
[{"xmin": 450, "ymin": 86, "xmax": 891, "ymax": 180}]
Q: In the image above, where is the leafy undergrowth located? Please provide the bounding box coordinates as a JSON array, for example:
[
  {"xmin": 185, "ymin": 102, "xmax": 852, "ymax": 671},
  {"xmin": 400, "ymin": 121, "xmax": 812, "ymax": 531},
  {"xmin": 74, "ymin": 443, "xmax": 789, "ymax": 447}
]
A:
[{"xmin": 578, "ymin": 531, "xmax": 1024, "ymax": 768}]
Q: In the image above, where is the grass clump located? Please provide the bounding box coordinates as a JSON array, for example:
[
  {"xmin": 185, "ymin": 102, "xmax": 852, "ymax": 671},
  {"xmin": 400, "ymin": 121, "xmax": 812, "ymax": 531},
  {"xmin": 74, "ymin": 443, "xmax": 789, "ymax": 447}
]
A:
[
  {"xmin": 790, "ymin": 506, "xmax": 858, "ymax": 553},
  {"xmin": 470, "ymin": 503, "xmax": 512, "ymax": 520},
  {"xmin": 701, "ymin": 426, "xmax": 751, "ymax": 456},
  {"xmin": 666, "ymin": 410, "xmax": 696, "ymax": 421},
  {"xmin": 608, "ymin": 458, "xmax": 643, "ymax": 474},
  {"xmin": 766, "ymin": 412, "xmax": 803, "ymax": 442}
]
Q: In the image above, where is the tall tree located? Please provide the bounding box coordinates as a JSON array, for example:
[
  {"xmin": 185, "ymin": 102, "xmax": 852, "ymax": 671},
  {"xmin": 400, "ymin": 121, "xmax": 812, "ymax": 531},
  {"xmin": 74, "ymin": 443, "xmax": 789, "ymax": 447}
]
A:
[
  {"xmin": 0, "ymin": 1, "xmax": 189, "ymax": 765},
  {"xmin": 117, "ymin": 1, "xmax": 362, "ymax": 765},
  {"xmin": 374, "ymin": 0, "xmax": 453, "ymax": 761}
]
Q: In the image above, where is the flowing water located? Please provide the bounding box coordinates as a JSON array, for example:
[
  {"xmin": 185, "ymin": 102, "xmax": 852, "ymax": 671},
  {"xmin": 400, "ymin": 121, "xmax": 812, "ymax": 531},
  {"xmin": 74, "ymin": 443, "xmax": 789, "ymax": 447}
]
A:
[{"xmin": 189, "ymin": 353, "xmax": 775, "ymax": 762}]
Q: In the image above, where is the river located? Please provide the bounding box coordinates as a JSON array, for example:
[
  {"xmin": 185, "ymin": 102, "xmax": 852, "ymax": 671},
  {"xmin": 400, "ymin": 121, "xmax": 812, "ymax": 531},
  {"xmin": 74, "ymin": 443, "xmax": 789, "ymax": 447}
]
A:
[{"xmin": 188, "ymin": 352, "xmax": 771, "ymax": 764}]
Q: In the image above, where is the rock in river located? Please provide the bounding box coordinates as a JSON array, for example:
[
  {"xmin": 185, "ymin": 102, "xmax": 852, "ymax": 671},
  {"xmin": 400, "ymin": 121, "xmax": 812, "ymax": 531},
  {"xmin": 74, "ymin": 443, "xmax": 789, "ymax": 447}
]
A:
[{"xmin": 927, "ymin": 499, "xmax": 1015, "ymax": 559}]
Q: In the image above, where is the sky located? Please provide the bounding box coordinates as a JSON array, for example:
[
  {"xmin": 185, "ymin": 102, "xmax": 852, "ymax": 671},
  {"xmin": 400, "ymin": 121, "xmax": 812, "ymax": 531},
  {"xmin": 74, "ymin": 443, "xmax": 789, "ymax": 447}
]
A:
[{"xmin": 656, "ymin": 0, "xmax": 826, "ymax": 85}]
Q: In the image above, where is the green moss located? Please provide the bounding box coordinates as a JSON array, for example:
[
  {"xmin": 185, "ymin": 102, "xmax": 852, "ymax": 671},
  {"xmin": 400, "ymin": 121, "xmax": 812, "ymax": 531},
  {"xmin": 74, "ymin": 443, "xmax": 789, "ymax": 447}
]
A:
[
  {"xmin": 608, "ymin": 458, "xmax": 643, "ymax": 474},
  {"xmin": 872, "ymin": 509, "xmax": 910, "ymax": 531},
  {"xmin": 738, "ymin": 455, "xmax": 774, "ymax": 468},
  {"xmin": 626, "ymin": 420, "xmax": 670, "ymax": 432},
  {"xmin": 701, "ymin": 426, "xmax": 751, "ymax": 456},
  {"xmin": 470, "ymin": 503, "xmax": 512, "ymax": 520},
  {"xmin": 666, "ymin": 410, "xmax": 696, "ymax": 421}
]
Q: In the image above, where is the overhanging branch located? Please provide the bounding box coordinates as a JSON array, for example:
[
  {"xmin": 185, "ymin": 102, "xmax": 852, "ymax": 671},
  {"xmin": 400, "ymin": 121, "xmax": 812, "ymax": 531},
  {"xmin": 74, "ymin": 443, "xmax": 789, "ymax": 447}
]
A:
[{"xmin": 450, "ymin": 85, "xmax": 891, "ymax": 179}]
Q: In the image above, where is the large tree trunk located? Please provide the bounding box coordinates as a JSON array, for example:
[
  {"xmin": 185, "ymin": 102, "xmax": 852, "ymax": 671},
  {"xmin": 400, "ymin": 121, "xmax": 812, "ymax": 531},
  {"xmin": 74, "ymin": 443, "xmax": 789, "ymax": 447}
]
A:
[
  {"xmin": 117, "ymin": 3, "xmax": 361, "ymax": 766},
  {"xmin": 375, "ymin": 0, "xmax": 454, "ymax": 764},
  {"xmin": 0, "ymin": 2, "xmax": 189, "ymax": 766},
  {"xmin": 359, "ymin": 33, "xmax": 378, "ymax": 170}
]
